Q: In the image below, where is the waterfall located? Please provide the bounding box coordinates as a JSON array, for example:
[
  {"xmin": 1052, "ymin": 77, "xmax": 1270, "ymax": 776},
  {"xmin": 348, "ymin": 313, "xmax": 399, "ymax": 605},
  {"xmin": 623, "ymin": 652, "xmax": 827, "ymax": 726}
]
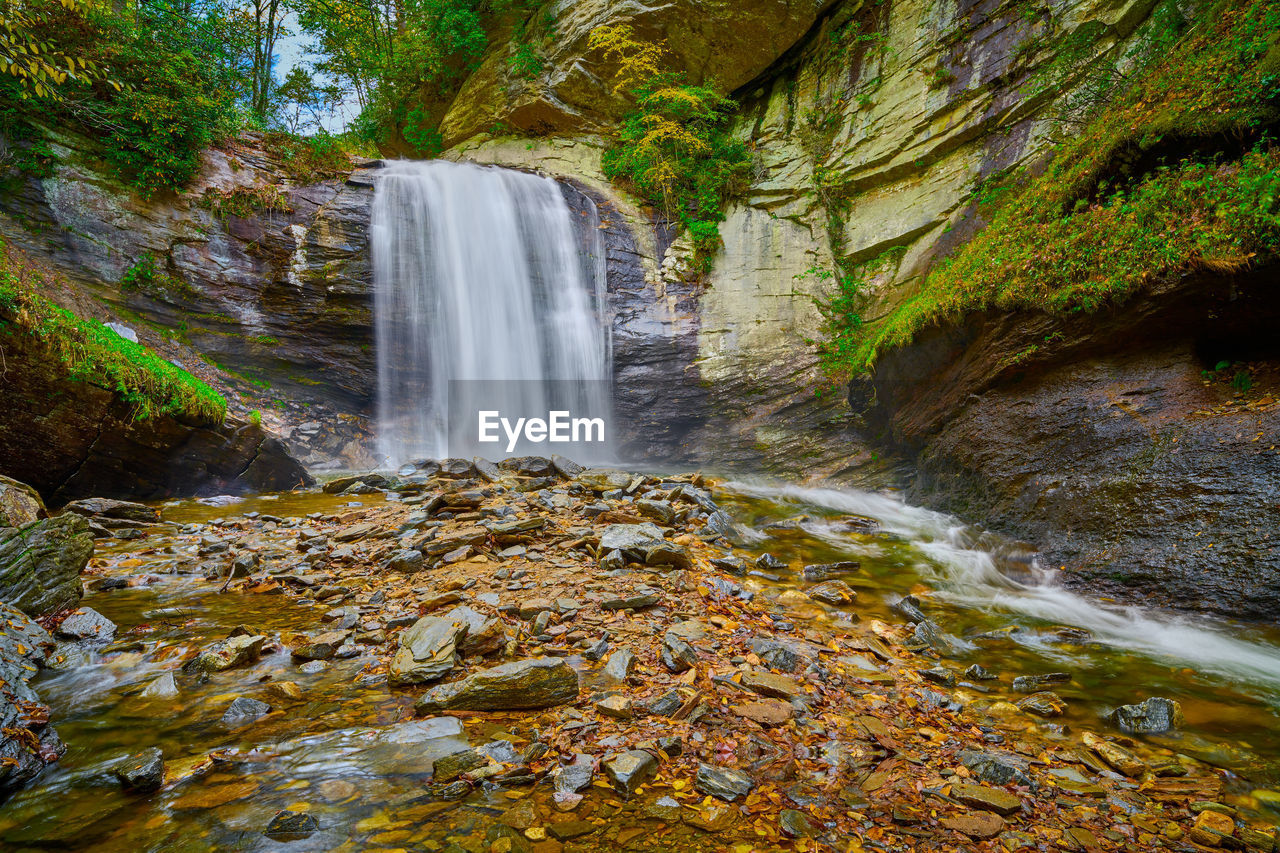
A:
[{"xmin": 371, "ymin": 160, "xmax": 611, "ymax": 466}]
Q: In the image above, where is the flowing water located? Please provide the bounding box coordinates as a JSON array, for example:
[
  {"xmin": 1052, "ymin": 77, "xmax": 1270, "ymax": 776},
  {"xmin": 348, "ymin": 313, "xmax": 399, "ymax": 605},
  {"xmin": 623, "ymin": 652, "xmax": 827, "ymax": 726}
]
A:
[
  {"xmin": 4, "ymin": 484, "xmax": 1280, "ymax": 850},
  {"xmin": 372, "ymin": 161, "xmax": 612, "ymax": 467}
]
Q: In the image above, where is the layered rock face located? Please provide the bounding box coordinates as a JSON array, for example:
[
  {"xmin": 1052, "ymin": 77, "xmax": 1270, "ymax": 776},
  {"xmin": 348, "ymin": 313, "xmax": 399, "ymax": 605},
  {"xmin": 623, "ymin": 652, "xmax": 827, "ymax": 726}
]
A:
[
  {"xmin": 0, "ymin": 322, "xmax": 312, "ymax": 502},
  {"xmin": 0, "ymin": 131, "xmax": 377, "ymax": 467},
  {"xmin": 870, "ymin": 266, "xmax": 1280, "ymax": 619}
]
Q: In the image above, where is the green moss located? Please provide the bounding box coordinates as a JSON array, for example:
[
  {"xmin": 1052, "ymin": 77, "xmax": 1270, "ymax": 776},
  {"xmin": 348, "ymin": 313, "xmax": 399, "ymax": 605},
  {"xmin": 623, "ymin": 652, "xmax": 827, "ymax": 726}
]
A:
[
  {"xmin": 827, "ymin": 0, "xmax": 1280, "ymax": 376},
  {"xmin": 0, "ymin": 239, "xmax": 226, "ymax": 424}
]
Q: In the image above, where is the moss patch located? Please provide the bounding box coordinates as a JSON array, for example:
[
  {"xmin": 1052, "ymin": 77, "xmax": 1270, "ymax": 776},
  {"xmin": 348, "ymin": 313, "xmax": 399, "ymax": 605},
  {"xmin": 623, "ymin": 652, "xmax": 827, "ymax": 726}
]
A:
[
  {"xmin": 0, "ymin": 239, "xmax": 226, "ymax": 425},
  {"xmin": 827, "ymin": 0, "xmax": 1280, "ymax": 376}
]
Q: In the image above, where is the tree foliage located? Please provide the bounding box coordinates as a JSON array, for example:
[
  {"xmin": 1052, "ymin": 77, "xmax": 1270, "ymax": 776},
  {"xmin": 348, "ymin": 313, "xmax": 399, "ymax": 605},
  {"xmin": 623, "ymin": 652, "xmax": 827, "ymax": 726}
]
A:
[{"xmin": 588, "ymin": 25, "xmax": 752, "ymax": 266}]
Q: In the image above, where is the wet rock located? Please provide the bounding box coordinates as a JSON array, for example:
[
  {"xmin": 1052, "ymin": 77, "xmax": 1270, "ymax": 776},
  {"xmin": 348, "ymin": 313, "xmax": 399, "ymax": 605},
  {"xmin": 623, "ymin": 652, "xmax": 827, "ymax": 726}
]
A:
[
  {"xmin": 645, "ymin": 689, "xmax": 685, "ymax": 718},
  {"xmin": 959, "ymin": 749, "xmax": 1038, "ymax": 789},
  {"xmin": 0, "ymin": 475, "xmax": 43, "ymax": 528},
  {"xmin": 264, "ymin": 809, "xmax": 320, "ymax": 840},
  {"xmin": 603, "ymin": 648, "xmax": 636, "ymax": 681},
  {"xmin": 182, "ymin": 634, "xmax": 266, "ymax": 673},
  {"xmin": 1017, "ymin": 691, "xmax": 1066, "ymax": 717},
  {"xmin": 553, "ymin": 754, "xmax": 595, "ymax": 793},
  {"xmin": 0, "ymin": 514, "xmax": 92, "ymax": 616},
  {"xmin": 1107, "ymin": 696, "xmax": 1184, "ymax": 734},
  {"xmin": 950, "ymin": 782, "xmax": 1022, "ymax": 815},
  {"xmin": 55, "ymin": 607, "xmax": 116, "ymax": 642},
  {"xmin": 597, "ymin": 549, "xmax": 625, "ymax": 571},
  {"xmin": 114, "ymin": 747, "xmax": 164, "ymax": 793},
  {"xmin": 290, "ymin": 638, "xmax": 338, "ymax": 662},
  {"xmin": 780, "ymin": 809, "xmax": 816, "ymax": 838},
  {"xmin": 732, "ymin": 699, "xmax": 794, "ymax": 726},
  {"xmin": 636, "ymin": 499, "xmax": 674, "ymax": 524},
  {"xmin": 582, "ymin": 637, "xmax": 609, "ymax": 661},
  {"xmin": 941, "ymin": 812, "xmax": 1004, "ymax": 839},
  {"xmin": 740, "ymin": 670, "xmax": 803, "ymax": 700},
  {"xmin": 440, "ymin": 458, "xmax": 478, "ymax": 478},
  {"xmin": 388, "ymin": 616, "xmax": 466, "ymax": 685},
  {"xmin": 660, "ymin": 633, "xmax": 698, "ymax": 672},
  {"xmin": 333, "ymin": 521, "xmax": 381, "ymax": 542},
  {"xmin": 1011, "ymin": 672, "xmax": 1071, "ymax": 692},
  {"xmin": 807, "ymin": 579, "xmax": 857, "ymax": 605},
  {"xmin": 710, "ymin": 555, "xmax": 747, "ymax": 575},
  {"xmin": 414, "ymin": 658, "xmax": 579, "ymax": 713},
  {"xmin": 1082, "ymin": 732, "xmax": 1146, "ymax": 776},
  {"xmin": 433, "ymin": 747, "xmax": 487, "ymax": 782},
  {"xmin": 227, "ymin": 552, "xmax": 258, "ymax": 578},
  {"xmin": 695, "ymin": 763, "xmax": 754, "ymax": 801},
  {"xmin": 603, "ymin": 750, "xmax": 657, "ymax": 797},
  {"xmin": 548, "ymin": 819, "xmax": 594, "ymax": 841},
  {"xmin": 140, "ymin": 672, "xmax": 178, "ymax": 699},
  {"xmin": 919, "ymin": 667, "xmax": 957, "ymax": 687},
  {"xmin": 911, "ymin": 620, "xmax": 963, "ymax": 657},
  {"xmin": 0, "ymin": 602, "xmax": 63, "ymax": 797},
  {"xmin": 892, "ymin": 595, "xmax": 928, "ymax": 623},
  {"xmin": 965, "ymin": 664, "xmax": 996, "ymax": 680},
  {"xmin": 801, "ymin": 561, "xmax": 860, "ymax": 582},
  {"xmin": 1190, "ymin": 810, "xmax": 1235, "ymax": 847},
  {"xmin": 222, "ymin": 696, "xmax": 272, "ymax": 724},
  {"xmin": 756, "ymin": 553, "xmax": 786, "ymax": 571}
]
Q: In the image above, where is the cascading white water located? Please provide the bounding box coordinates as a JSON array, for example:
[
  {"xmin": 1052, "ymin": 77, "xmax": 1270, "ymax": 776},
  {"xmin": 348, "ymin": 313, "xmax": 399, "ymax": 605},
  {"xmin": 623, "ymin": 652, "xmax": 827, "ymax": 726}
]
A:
[
  {"xmin": 371, "ymin": 160, "xmax": 611, "ymax": 466},
  {"xmin": 725, "ymin": 481, "xmax": 1280, "ymax": 694}
]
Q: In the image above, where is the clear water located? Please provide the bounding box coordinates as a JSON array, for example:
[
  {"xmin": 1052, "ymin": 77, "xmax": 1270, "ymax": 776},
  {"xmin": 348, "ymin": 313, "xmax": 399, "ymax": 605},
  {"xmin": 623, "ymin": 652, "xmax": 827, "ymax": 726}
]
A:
[{"xmin": 371, "ymin": 161, "xmax": 612, "ymax": 466}]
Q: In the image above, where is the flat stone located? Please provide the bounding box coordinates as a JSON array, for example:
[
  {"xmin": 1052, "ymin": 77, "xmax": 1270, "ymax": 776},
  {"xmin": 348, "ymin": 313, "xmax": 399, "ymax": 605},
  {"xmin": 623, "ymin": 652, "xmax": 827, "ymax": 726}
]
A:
[
  {"xmin": 732, "ymin": 699, "xmax": 793, "ymax": 726},
  {"xmin": 55, "ymin": 607, "xmax": 116, "ymax": 642},
  {"xmin": 183, "ymin": 634, "xmax": 266, "ymax": 673},
  {"xmin": 959, "ymin": 749, "xmax": 1037, "ymax": 789},
  {"xmin": 800, "ymin": 561, "xmax": 861, "ymax": 581},
  {"xmin": 1011, "ymin": 672, "xmax": 1071, "ymax": 692},
  {"xmin": 604, "ymin": 588, "xmax": 662, "ymax": 610},
  {"xmin": 941, "ymin": 812, "xmax": 1004, "ymax": 839},
  {"xmin": 603, "ymin": 648, "xmax": 636, "ymax": 681},
  {"xmin": 1082, "ymin": 731, "xmax": 1145, "ymax": 776},
  {"xmin": 333, "ymin": 522, "xmax": 381, "ymax": 542},
  {"xmin": 415, "ymin": 658, "xmax": 579, "ymax": 713},
  {"xmin": 387, "ymin": 549, "xmax": 424, "ymax": 573},
  {"xmin": 264, "ymin": 809, "xmax": 319, "ymax": 840},
  {"xmin": 388, "ymin": 616, "xmax": 466, "ymax": 686},
  {"xmin": 553, "ymin": 754, "xmax": 594, "ymax": 793},
  {"xmin": 695, "ymin": 763, "xmax": 754, "ymax": 801},
  {"xmin": 221, "ymin": 696, "xmax": 272, "ymax": 724},
  {"xmin": 548, "ymin": 819, "xmax": 594, "ymax": 841},
  {"xmin": 595, "ymin": 695, "xmax": 633, "ymax": 719},
  {"xmin": 950, "ymin": 782, "xmax": 1022, "ymax": 816},
  {"xmin": 1017, "ymin": 691, "xmax": 1066, "ymax": 717},
  {"xmin": 740, "ymin": 670, "xmax": 803, "ymax": 700},
  {"xmin": 807, "ymin": 579, "xmax": 857, "ymax": 605}
]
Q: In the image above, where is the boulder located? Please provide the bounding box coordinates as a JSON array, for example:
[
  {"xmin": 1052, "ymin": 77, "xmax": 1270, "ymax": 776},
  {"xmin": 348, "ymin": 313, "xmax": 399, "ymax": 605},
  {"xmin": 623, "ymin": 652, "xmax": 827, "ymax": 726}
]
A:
[
  {"xmin": 0, "ymin": 515, "xmax": 92, "ymax": 616},
  {"xmin": 695, "ymin": 763, "xmax": 754, "ymax": 801},
  {"xmin": 0, "ymin": 476, "xmax": 43, "ymax": 528},
  {"xmin": 414, "ymin": 658, "xmax": 579, "ymax": 713},
  {"xmin": 61, "ymin": 498, "xmax": 159, "ymax": 524},
  {"xmin": 388, "ymin": 616, "xmax": 467, "ymax": 686}
]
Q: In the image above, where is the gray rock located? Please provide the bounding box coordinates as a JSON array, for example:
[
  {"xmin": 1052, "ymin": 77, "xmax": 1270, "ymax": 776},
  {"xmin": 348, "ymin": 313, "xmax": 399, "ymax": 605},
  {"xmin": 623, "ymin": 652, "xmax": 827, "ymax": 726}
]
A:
[
  {"xmin": 575, "ymin": 468, "xmax": 633, "ymax": 493},
  {"xmin": 603, "ymin": 750, "xmax": 657, "ymax": 798},
  {"xmin": 582, "ymin": 637, "xmax": 609, "ymax": 661},
  {"xmin": 660, "ymin": 633, "xmax": 698, "ymax": 673},
  {"xmin": 61, "ymin": 498, "xmax": 159, "ymax": 523},
  {"xmin": 695, "ymin": 763, "xmax": 754, "ymax": 801},
  {"xmin": 444, "ymin": 606, "xmax": 506, "ymax": 657},
  {"xmin": 551, "ymin": 454, "xmax": 584, "ymax": 479},
  {"xmin": 414, "ymin": 658, "xmax": 579, "ymax": 713},
  {"xmin": 807, "ymin": 579, "xmax": 857, "ymax": 605},
  {"xmin": 0, "ymin": 515, "xmax": 92, "ymax": 616},
  {"xmin": 387, "ymin": 549, "xmax": 425, "ymax": 574},
  {"xmin": 553, "ymin": 753, "xmax": 595, "ymax": 793},
  {"xmin": 55, "ymin": 607, "xmax": 116, "ymax": 642},
  {"xmin": 222, "ymin": 696, "xmax": 272, "ymax": 724},
  {"xmin": 139, "ymin": 672, "xmax": 178, "ymax": 698},
  {"xmin": 0, "ymin": 602, "xmax": 63, "ymax": 797},
  {"xmin": 959, "ymin": 749, "xmax": 1038, "ymax": 789},
  {"xmin": 644, "ymin": 689, "xmax": 685, "ymax": 717},
  {"xmin": 388, "ymin": 616, "xmax": 467, "ymax": 685},
  {"xmin": 603, "ymin": 648, "xmax": 636, "ymax": 681},
  {"xmin": 636, "ymin": 499, "xmax": 675, "ymax": 524},
  {"xmin": 965, "ymin": 664, "xmax": 997, "ymax": 680},
  {"xmin": 433, "ymin": 747, "xmax": 487, "ymax": 782},
  {"xmin": 1107, "ymin": 697, "xmax": 1184, "ymax": 734},
  {"xmin": 114, "ymin": 747, "xmax": 164, "ymax": 792},
  {"xmin": 602, "ymin": 588, "xmax": 662, "ymax": 610},
  {"xmin": 750, "ymin": 638, "xmax": 812, "ymax": 673},
  {"xmin": 800, "ymin": 561, "xmax": 861, "ymax": 582}
]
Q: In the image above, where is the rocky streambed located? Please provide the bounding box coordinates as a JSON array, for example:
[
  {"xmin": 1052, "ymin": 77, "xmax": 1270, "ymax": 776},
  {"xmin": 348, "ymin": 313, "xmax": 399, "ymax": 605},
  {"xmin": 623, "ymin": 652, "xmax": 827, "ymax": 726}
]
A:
[{"xmin": 1, "ymin": 460, "xmax": 1279, "ymax": 851}]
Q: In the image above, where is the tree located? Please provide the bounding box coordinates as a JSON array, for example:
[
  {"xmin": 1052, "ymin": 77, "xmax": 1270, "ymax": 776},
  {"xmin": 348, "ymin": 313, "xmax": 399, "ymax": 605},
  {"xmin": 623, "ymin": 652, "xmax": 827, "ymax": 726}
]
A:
[
  {"xmin": 274, "ymin": 65, "xmax": 343, "ymax": 132},
  {"xmin": 0, "ymin": 0, "xmax": 110, "ymax": 101}
]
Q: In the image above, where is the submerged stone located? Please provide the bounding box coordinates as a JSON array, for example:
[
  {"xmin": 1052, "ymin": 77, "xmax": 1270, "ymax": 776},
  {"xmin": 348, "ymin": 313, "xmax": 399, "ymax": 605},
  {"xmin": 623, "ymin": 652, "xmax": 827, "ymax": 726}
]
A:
[{"xmin": 114, "ymin": 747, "xmax": 164, "ymax": 793}]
